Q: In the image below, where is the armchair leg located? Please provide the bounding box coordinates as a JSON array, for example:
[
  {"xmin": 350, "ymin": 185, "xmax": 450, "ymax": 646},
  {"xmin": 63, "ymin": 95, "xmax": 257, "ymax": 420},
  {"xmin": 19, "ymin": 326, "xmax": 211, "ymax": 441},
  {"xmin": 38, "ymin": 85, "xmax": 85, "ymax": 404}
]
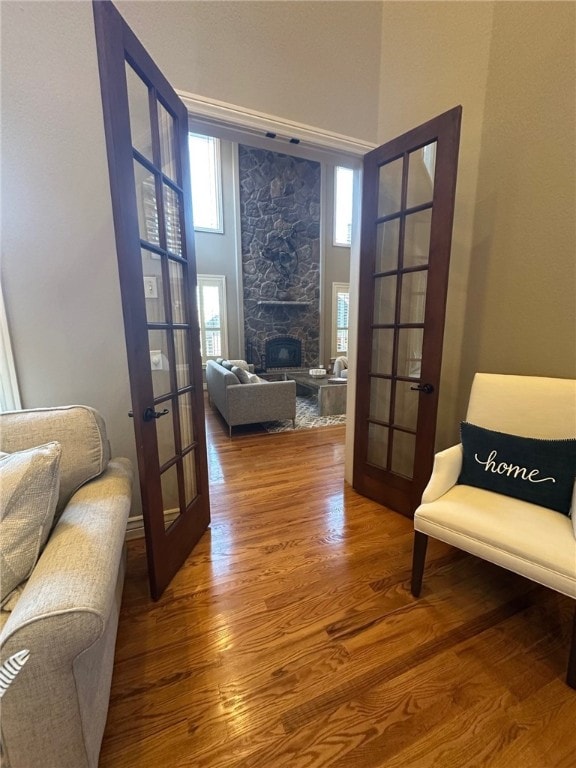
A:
[
  {"xmin": 567, "ymin": 605, "xmax": 576, "ymax": 689},
  {"xmin": 411, "ymin": 531, "xmax": 429, "ymax": 597}
]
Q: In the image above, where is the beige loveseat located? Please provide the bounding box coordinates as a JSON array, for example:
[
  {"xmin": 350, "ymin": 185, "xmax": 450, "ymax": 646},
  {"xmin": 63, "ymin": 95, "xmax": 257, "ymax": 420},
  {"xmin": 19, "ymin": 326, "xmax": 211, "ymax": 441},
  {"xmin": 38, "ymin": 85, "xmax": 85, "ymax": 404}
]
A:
[
  {"xmin": 0, "ymin": 406, "xmax": 133, "ymax": 768},
  {"xmin": 206, "ymin": 359, "xmax": 296, "ymax": 436}
]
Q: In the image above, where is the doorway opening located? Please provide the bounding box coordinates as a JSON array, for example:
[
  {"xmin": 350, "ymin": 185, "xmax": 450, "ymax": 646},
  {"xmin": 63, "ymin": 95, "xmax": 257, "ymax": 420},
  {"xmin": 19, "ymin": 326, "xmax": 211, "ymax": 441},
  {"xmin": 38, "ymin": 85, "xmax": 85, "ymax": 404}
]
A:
[{"xmin": 186, "ymin": 113, "xmax": 362, "ymax": 407}]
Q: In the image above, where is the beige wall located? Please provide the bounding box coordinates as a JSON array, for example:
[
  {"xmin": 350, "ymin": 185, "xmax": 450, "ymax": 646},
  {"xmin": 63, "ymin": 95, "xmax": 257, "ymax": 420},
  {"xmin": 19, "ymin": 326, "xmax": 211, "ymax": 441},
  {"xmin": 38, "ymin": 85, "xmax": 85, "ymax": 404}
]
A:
[
  {"xmin": 378, "ymin": 1, "xmax": 575, "ymax": 448},
  {"xmin": 1, "ymin": 1, "xmax": 135, "ymax": 467},
  {"xmin": 115, "ymin": 0, "xmax": 382, "ymax": 142},
  {"xmin": 378, "ymin": 0, "xmax": 494, "ymax": 448},
  {"xmin": 461, "ymin": 1, "xmax": 576, "ymax": 413}
]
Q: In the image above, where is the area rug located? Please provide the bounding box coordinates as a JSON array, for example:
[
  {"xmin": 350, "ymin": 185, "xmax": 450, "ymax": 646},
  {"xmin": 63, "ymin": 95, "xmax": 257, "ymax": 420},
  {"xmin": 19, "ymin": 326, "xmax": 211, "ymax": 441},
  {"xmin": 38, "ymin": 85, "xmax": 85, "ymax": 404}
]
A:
[{"xmin": 262, "ymin": 395, "xmax": 346, "ymax": 433}]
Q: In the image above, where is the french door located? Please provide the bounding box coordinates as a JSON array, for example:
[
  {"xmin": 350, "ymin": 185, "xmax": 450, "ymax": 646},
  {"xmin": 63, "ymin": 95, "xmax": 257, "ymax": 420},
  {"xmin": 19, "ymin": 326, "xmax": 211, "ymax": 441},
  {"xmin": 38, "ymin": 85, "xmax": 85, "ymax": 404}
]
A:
[
  {"xmin": 93, "ymin": 0, "xmax": 210, "ymax": 599},
  {"xmin": 353, "ymin": 107, "xmax": 462, "ymax": 517}
]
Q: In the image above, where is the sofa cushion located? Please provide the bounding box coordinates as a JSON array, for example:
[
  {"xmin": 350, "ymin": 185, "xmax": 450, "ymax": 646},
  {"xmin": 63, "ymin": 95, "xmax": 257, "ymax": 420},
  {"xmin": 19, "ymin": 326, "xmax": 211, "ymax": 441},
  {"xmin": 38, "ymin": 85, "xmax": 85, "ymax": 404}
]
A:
[
  {"xmin": 415, "ymin": 484, "xmax": 576, "ymax": 598},
  {"xmin": 221, "ymin": 360, "xmax": 234, "ymax": 370},
  {"xmin": 0, "ymin": 405, "xmax": 111, "ymax": 516},
  {"xmin": 0, "ymin": 441, "xmax": 61, "ymax": 605},
  {"xmin": 232, "ymin": 365, "xmax": 251, "ymax": 384},
  {"xmin": 228, "ymin": 359, "xmax": 250, "ymax": 371},
  {"xmin": 458, "ymin": 422, "xmax": 576, "ymax": 515}
]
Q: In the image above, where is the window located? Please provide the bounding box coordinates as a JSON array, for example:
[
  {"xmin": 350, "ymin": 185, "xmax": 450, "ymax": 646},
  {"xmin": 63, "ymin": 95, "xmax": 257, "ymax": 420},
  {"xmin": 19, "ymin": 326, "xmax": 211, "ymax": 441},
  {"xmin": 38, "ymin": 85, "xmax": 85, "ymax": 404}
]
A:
[
  {"xmin": 188, "ymin": 134, "xmax": 223, "ymax": 232},
  {"xmin": 333, "ymin": 166, "xmax": 354, "ymax": 247},
  {"xmin": 332, "ymin": 282, "xmax": 350, "ymax": 357},
  {"xmin": 197, "ymin": 276, "xmax": 228, "ymax": 364}
]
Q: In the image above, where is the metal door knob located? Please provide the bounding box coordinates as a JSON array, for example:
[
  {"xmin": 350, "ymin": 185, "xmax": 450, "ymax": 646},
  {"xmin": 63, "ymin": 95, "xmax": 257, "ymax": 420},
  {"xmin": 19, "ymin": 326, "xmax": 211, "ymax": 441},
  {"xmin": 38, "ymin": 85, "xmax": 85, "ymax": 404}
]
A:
[
  {"xmin": 410, "ymin": 383, "xmax": 434, "ymax": 394},
  {"xmin": 130, "ymin": 407, "xmax": 170, "ymax": 421},
  {"xmin": 143, "ymin": 407, "xmax": 169, "ymax": 422}
]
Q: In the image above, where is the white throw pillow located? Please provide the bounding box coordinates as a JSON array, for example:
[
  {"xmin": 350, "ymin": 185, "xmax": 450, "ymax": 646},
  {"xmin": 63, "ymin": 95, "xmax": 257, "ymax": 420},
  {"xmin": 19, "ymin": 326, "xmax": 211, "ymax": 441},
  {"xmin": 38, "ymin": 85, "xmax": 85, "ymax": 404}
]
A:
[{"xmin": 0, "ymin": 442, "xmax": 62, "ymax": 605}]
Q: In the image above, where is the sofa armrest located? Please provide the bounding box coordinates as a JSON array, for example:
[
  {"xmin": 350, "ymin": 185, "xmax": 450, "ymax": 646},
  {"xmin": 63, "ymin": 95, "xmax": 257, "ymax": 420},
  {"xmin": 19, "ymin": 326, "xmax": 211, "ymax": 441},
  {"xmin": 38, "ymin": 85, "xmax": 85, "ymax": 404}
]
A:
[
  {"xmin": 0, "ymin": 459, "xmax": 133, "ymax": 768},
  {"xmin": 1, "ymin": 458, "xmax": 132, "ymax": 656},
  {"xmin": 420, "ymin": 444, "xmax": 463, "ymax": 504}
]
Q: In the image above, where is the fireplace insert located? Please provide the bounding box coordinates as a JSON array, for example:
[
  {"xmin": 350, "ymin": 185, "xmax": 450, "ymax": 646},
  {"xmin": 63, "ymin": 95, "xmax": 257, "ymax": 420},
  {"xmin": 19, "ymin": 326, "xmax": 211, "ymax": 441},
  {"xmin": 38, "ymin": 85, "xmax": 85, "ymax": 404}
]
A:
[{"xmin": 265, "ymin": 336, "xmax": 302, "ymax": 369}]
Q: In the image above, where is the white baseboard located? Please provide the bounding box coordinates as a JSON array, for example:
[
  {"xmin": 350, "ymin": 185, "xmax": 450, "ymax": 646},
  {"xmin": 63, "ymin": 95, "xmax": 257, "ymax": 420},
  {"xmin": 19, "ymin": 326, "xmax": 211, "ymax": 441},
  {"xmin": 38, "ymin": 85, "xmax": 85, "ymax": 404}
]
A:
[{"xmin": 125, "ymin": 509, "xmax": 181, "ymax": 541}]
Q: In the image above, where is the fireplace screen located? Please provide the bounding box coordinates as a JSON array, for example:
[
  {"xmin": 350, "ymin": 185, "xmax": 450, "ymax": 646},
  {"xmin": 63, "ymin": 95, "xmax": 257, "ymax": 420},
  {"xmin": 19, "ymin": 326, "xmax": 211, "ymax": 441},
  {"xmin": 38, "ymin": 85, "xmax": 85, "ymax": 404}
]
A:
[{"xmin": 265, "ymin": 336, "xmax": 302, "ymax": 369}]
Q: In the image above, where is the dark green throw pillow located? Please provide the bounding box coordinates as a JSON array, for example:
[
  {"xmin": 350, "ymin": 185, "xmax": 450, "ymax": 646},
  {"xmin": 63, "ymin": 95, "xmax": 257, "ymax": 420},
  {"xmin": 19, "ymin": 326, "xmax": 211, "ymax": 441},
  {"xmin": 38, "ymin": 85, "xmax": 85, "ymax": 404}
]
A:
[{"xmin": 458, "ymin": 422, "xmax": 576, "ymax": 515}]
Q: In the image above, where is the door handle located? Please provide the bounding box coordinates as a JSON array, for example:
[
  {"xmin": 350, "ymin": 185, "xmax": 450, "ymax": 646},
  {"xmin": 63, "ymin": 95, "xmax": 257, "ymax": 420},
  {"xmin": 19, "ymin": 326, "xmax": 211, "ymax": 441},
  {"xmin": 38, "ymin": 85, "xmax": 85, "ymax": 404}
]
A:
[
  {"xmin": 410, "ymin": 383, "xmax": 434, "ymax": 394},
  {"xmin": 129, "ymin": 408, "xmax": 170, "ymax": 421},
  {"xmin": 143, "ymin": 407, "xmax": 169, "ymax": 422}
]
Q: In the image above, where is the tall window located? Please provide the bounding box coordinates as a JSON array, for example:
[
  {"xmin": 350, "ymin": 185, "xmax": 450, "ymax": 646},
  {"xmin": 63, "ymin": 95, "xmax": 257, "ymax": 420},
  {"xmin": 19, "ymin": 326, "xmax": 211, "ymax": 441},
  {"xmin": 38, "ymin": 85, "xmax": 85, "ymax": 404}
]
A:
[
  {"xmin": 196, "ymin": 276, "xmax": 228, "ymax": 364},
  {"xmin": 188, "ymin": 134, "xmax": 223, "ymax": 232},
  {"xmin": 332, "ymin": 282, "xmax": 350, "ymax": 357},
  {"xmin": 333, "ymin": 166, "xmax": 354, "ymax": 247}
]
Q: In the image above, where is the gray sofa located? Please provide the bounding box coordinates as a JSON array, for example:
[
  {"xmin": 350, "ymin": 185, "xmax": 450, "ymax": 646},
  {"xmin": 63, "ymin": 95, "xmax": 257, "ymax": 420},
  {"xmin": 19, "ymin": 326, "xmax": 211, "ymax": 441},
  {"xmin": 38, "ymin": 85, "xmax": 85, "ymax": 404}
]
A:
[
  {"xmin": 0, "ymin": 406, "xmax": 133, "ymax": 768},
  {"xmin": 206, "ymin": 359, "xmax": 296, "ymax": 435}
]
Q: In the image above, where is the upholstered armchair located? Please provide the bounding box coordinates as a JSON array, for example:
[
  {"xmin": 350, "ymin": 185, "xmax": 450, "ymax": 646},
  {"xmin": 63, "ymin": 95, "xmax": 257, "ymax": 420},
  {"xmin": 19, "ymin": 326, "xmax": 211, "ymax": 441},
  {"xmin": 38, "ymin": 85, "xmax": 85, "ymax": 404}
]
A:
[{"xmin": 411, "ymin": 373, "xmax": 576, "ymax": 688}]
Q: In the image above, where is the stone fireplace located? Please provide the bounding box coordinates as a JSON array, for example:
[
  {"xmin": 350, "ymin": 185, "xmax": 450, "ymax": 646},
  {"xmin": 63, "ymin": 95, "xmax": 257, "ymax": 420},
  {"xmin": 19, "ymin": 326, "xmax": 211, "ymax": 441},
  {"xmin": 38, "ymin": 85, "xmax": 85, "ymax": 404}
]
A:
[{"xmin": 239, "ymin": 145, "xmax": 321, "ymax": 370}]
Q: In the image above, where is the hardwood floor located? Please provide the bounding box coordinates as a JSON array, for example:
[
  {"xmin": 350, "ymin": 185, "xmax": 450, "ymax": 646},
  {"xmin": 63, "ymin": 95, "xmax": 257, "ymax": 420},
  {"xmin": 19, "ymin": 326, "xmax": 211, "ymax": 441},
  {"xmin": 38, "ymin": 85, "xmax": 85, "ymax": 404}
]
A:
[{"xmin": 100, "ymin": 407, "xmax": 576, "ymax": 767}]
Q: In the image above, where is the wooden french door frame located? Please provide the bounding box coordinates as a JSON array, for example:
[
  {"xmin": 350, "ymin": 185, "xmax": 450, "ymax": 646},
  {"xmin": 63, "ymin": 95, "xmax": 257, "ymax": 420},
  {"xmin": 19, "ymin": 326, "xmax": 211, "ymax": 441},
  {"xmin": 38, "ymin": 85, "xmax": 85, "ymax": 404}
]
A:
[
  {"xmin": 93, "ymin": 0, "xmax": 210, "ymax": 599},
  {"xmin": 353, "ymin": 107, "xmax": 462, "ymax": 516}
]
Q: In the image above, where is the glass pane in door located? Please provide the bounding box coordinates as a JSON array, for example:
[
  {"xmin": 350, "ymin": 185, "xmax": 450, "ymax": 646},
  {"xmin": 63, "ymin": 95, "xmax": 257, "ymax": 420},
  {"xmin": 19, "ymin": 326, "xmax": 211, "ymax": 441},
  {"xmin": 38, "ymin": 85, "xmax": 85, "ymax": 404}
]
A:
[
  {"xmin": 169, "ymin": 259, "xmax": 187, "ymax": 323},
  {"xmin": 156, "ymin": 401, "xmax": 176, "ymax": 468},
  {"xmin": 163, "ymin": 184, "xmax": 182, "ymax": 256},
  {"xmin": 394, "ymin": 381, "xmax": 419, "ymax": 431},
  {"xmin": 125, "ymin": 63, "xmax": 153, "ymax": 162},
  {"xmin": 407, "ymin": 142, "xmax": 436, "ymax": 208},
  {"xmin": 142, "ymin": 249, "xmax": 165, "ymax": 324},
  {"xmin": 391, "ymin": 430, "xmax": 416, "ymax": 478},
  {"xmin": 134, "ymin": 163, "xmax": 159, "ymax": 246},
  {"xmin": 371, "ymin": 330, "xmax": 394, "ymax": 375},
  {"xmin": 367, "ymin": 423, "xmax": 389, "ymax": 468},
  {"xmin": 183, "ymin": 449, "xmax": 198, "ymax": 507},
  {"xmin": 404, "ymin": 209, "xmax": 432, "ymax": 268},
  {"xmin": 397, "ymin": 328, "xmax": 423, "ymax": 379},
  {"xmin": 400, "ymin": 271, "xmax": 427, "ymax": 324},
  {"xmin": 378, "ymin": 158, "xmax": 403, "ymax": 217},
  {"xmin": 373, "ymin": 276, "xmax": 397, "ymax": 325},
  {"xmin": 161, "ymin": 463, "xmax": 180, "ymax": 529},
  {"xmin": 158, "ymin": 100, "xmax": 177, "ymax": 182},
  {"xmin": 179, "ymin": 391, "xmax": 194, "ymax": 449},
  {"xmin": 148, "ymin": 329, "xmax": 171, "ymax": 398},
  {"xmin": 173, "ymin": 329, "xmax": 190, "ymax": 389},
  {"xmin": 369, "ymin": 378, "xmax": 391, "ymax": 422},
  {"xmin": 375, "ymin": 219, "xmax": 400, "ymax": 273}
]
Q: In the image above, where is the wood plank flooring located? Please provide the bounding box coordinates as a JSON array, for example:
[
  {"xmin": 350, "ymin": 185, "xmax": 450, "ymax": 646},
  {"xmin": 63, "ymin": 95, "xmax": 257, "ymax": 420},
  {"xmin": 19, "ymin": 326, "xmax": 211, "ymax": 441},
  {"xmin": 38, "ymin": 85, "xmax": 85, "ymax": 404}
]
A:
[{"xmin": 100, "ymin": 406, "xmax": 576, "ymax": 767}]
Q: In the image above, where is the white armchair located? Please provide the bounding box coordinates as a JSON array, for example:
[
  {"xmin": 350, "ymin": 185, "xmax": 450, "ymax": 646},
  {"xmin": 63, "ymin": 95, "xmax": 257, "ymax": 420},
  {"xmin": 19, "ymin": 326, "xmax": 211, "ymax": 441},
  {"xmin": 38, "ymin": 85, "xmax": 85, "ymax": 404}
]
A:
[{"xmin": 411, "ymin": 373, "xmax": 576, "ymax": 688}]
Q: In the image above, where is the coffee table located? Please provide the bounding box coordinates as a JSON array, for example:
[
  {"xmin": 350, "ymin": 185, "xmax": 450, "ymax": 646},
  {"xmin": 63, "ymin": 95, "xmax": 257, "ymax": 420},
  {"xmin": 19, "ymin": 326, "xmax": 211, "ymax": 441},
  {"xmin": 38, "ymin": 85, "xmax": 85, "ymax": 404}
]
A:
[{"xmin": 287, "ymin": 372, "xmax": 347, "ymax": 417}]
